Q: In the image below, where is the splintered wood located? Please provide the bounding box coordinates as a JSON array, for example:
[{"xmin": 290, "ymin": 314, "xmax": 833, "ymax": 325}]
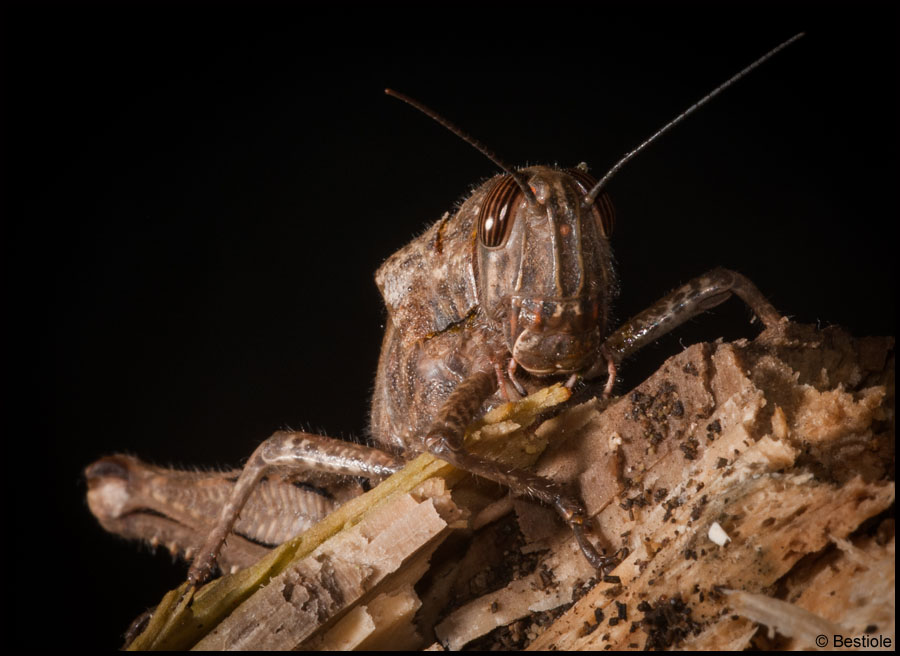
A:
[
  {"xmin": 195, "ymin": 479, "xmax": 461, "ymax": 649},
  {"xmin": 520, "ymin": 323, "xmax": 894, "ymax": 651},
  {"xmin": 127, "ymin": 323, "xmax": 894, "ymax": 650},
  {"xmin": 125, "ymin": 384, "xmax": 569, "ymax": 650}
]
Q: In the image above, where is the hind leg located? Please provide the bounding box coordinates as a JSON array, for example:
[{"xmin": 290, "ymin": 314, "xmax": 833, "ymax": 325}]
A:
[{"xmin": 86, "ymin": 454, "xmax": 360, "ymax": 573}]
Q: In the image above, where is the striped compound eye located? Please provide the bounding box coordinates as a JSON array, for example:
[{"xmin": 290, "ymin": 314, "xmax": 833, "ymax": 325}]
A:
[
  {"xmin": 566, "ymin": 168, "xmax": 616, "ymax": 238},
  {"xmin": 478, "ymin": 175, "xmax": 523, "ymax": 248}
]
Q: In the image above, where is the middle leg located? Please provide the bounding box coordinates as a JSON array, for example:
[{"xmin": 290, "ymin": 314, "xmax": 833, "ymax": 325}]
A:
[{"xmin": 187, "ymin": 431, "xmax": 404, "ymax": 585}]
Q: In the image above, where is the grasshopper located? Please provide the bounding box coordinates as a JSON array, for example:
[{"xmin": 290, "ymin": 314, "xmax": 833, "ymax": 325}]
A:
[{"xmin": 87, "ymin": 33, "xmax": 801, "ymax": 588}]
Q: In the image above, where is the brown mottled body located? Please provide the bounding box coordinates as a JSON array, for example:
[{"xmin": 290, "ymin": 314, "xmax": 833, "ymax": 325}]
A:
[
  {"xmin": 371, "ymin": 314, "xmax": 504, "ymax": 453},
  {"xmin": 372, "ymin": 167, "xmax": 617, "ymax": 453},
  {"xmin": 370, "ymin": 184, "xmax": 499, "ymax": 452},
  {"xmin": 86, "ymin": 163, "xmax": 783, "ymax": 585}
]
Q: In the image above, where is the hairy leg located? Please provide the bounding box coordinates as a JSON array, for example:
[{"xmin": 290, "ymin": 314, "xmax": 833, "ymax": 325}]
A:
[
  {"xmin": 187, "ymin": 431, "xmax": 403, "ymax": 585},
  {"xmin": 86, "ymin": 454, "xmax": 352, "ymax": 572},
  {"xmin": 603, "ymin": 267, "xmax": 781, "ymax": 364}
]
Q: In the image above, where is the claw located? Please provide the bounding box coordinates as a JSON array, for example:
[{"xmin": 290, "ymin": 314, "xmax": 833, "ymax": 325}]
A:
[
  {"xmin": 187, "ymin": 554, "xmax": 215, "ymax": 587},
  {"xmin": 571, "ymin": 518, "xmax": 623, "ymax": 574},
  {"xmin": 572, "ymin": 523, "xmax": 618, "ymax": 571},
  {"xmin": 554, "ymin": 496, "xmax": 620, "ymax": 571},
  {"xmin": 507, "ymin": 358, "xmax": 528, "ymax": 397},
  {"xmin": 600, "ymin": 345, "xmax": 617, "ymax": 398}
]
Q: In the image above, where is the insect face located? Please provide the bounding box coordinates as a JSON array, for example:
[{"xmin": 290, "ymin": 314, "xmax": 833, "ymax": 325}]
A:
[{"xmin": 475, "ymin": 166, "xmax": 616, "ymax": 375}]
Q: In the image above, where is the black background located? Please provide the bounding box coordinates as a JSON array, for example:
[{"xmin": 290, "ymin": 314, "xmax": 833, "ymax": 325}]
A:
[{"xmin": 4, "ymin": 1, "xmax": 896, "ymax": 649}]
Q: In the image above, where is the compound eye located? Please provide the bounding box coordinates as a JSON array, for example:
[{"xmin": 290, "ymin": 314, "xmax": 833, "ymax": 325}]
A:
[
  {"xmin": 478, "ymin": 175, "xmax": 523, "ymax": 248},
  {"xmin": 566, "ymin": 168, "xmax": 616, "ymax": 238}
]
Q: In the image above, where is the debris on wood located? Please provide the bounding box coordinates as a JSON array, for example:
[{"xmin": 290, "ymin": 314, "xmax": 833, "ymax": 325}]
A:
[
  {"xmin": 523, "ymin": 322, "xmax": 894, "ymax": 650},
  {"xmin": 433, "ymin": 529, "xmax": 595, "ymax": 650},
  {"xmin": 731, "ymin": 522, "xmax": 895, "ymax": 650},
  {"xmin": 93, "ymin": 323, "xmax": 894, "ymax": 650}
]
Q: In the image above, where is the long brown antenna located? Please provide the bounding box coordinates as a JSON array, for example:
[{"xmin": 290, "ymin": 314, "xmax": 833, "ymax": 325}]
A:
[
  {"xmin": 385, "ymin": 88, "xmax": 536, "ymax": 204},
  {"xmin": 583, "ymin": 32, "xmax": 805, "ymax": 206}
]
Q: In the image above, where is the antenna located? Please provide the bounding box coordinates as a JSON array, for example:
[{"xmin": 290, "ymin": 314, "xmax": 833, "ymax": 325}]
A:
[
  {"xmin": 384, "ymin": 88, "xmax": 536, "ymax": 204},
  {"xmin": 583, "ymin": 32, "xmax": 805, "ymax": 206}
]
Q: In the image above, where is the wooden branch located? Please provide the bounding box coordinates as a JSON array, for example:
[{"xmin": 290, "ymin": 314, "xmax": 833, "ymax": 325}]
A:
[{"xmin": 114, "ymin": 322, "xmax": 893, "ymax": 650}]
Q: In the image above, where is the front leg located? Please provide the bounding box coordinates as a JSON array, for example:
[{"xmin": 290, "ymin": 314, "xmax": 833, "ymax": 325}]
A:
[
  {"xmin": 188, "ymin": 431, "xmax": 403, "ymax": 586},
  {"xmin": 603, "ymin": 267, "xmax": 782, "ymax": 364},
  {"xmin": 423, "ymin": 370, "xmax": 619, "ymax": 572}
]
